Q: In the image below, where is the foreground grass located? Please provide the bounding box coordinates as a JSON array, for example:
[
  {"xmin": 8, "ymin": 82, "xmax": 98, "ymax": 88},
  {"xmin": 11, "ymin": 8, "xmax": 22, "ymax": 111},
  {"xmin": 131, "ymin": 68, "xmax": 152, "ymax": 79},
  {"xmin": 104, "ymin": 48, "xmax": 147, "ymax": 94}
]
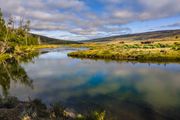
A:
[{"xmin": 68, "ymin": 38, "xmax": 180, "ymax": 62}]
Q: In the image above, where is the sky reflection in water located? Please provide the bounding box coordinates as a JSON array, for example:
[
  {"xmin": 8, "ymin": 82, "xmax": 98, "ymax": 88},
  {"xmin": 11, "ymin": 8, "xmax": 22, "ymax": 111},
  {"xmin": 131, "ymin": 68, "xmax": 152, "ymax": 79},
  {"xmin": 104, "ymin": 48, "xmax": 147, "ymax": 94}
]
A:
[{"xmin": 1, "ymin": 48, "xmax": 180, "ymax": 120}]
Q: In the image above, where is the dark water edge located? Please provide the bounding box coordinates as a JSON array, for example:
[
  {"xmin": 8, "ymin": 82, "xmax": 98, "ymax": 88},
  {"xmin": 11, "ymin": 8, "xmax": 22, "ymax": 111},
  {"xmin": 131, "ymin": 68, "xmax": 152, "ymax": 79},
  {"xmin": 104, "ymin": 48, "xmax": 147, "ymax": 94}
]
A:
[
  {"xmin": 69, "ymin": 55, "xmax": 180, "ymax": 64},
  {"xmin": 0, "ymin": 47, "xmax": 180, "ymax": 120}
]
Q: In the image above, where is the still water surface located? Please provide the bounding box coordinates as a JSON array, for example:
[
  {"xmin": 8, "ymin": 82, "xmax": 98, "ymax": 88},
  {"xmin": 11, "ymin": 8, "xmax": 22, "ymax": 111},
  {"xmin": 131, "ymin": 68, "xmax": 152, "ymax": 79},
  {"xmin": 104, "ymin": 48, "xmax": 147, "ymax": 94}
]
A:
[{"xmin": 1, "ymin": 48, "xmax": 180, "ymax": 120}]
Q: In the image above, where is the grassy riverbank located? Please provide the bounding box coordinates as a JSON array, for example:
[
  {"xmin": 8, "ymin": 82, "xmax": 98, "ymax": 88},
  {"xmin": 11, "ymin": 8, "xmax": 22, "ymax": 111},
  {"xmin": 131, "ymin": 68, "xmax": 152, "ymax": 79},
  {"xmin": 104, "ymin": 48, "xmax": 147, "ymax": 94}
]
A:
[
  {"xmin": 68, "ymin": 38, "xmax": 180, "ymax": 62},
  {"xmin": 0, "ymin": 45, "xmax": 60, "ymax": 63}
]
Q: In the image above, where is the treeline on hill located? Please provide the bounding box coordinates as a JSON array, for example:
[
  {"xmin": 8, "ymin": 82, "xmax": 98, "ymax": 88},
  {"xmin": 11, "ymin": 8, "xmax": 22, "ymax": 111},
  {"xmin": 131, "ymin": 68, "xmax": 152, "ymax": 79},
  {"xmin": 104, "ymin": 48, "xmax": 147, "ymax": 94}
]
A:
[
  {"xmin": 0, "ymin": 8, "xmax": 39, "ymax": 51},
  {"xmin": 31, "ymin": 33, "xmax": 80, "ymax": 44}
]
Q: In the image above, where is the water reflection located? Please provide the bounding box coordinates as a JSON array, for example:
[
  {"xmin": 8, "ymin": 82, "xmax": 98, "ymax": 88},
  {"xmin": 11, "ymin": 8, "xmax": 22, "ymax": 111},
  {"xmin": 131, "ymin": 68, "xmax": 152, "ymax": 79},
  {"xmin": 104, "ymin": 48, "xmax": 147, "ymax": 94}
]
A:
[
  {"xmin": 0, "ymin": 51, "xmax": 39, "ymax": 97},
  {"xmin": 0, "ymin": 59, "xmax": 33, "ymax": 97},
  {"xmin": 0, "ymin": 48, "xmax": 180, "ymax": 120}
]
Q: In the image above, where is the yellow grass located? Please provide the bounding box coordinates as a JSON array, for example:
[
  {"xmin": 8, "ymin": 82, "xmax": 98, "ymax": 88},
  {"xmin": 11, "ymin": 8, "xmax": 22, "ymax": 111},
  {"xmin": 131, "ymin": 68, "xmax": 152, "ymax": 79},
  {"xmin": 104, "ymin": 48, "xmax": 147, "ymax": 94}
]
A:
[{"xmin": 68, "ymin": 38, "xmax": 180, "ymax": 62}]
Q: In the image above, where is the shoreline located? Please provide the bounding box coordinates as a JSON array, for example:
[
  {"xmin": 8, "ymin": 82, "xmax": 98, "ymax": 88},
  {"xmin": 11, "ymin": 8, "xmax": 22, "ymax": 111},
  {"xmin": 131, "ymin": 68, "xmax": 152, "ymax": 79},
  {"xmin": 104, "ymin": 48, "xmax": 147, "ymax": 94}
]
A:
[
  {"xmin": 68, "ymin": 40, "xmax": 180, "ymax": 62},
  {"xmin": 0, "ymin": 96, "xmax": 106, "ymax": 120},
  {"xmin": 0, "ymin": 45, "xmax": 60, "ymax": 63}
]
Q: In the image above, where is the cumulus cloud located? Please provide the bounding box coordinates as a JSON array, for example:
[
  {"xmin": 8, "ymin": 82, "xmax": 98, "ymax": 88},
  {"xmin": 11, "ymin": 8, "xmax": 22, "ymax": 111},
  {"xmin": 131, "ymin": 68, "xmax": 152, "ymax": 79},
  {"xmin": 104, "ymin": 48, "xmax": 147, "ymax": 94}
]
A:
[{"xmin": 0, "ymin": 0, "xmax": 180, "ymax": 40}]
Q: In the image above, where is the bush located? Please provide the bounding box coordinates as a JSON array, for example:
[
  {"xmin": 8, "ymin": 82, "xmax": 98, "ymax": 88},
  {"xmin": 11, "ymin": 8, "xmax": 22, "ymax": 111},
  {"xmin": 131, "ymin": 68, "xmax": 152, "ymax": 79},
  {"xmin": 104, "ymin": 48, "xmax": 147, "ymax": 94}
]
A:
[
  {"xmin": 143, "ymin": 45, "xmax": 155, "ymax": 49},
  {"xmin": 156, "ymin": 43, "xmax": 169, "ymax": 48},
  {"xmin": 174, "ymin": 42, "xmax": 180, "ymax": 45},
  {"xmin": 0, "ymin": 96, "xmax": 18, "ymax": 108},
  {"xmin": 86, "ymin": 111, "xmax": 106, "ymax": 120},
  {"xmin": 172, "ymin": 46, "xmax": 180, "ymax": 51}
]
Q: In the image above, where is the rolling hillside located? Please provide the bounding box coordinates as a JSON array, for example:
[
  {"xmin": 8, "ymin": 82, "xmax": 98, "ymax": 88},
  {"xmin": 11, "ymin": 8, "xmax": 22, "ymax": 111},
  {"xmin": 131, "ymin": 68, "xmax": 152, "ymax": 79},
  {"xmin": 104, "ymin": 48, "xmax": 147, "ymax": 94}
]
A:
[
  {"xmin": 83, "ymin": 29, "xmax": 180, "ymax": 42},
  {"xmin": 31, "ymin": 34, "xmax": 80, "ymax": 44}
]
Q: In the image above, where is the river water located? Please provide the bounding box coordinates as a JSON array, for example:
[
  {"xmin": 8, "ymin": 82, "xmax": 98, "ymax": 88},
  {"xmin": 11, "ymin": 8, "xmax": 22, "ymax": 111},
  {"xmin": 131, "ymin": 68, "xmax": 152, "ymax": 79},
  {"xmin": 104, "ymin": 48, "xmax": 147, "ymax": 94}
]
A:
[{"xmin": 1, "ymin": 48, "xmax": 180, "ymax": 120}]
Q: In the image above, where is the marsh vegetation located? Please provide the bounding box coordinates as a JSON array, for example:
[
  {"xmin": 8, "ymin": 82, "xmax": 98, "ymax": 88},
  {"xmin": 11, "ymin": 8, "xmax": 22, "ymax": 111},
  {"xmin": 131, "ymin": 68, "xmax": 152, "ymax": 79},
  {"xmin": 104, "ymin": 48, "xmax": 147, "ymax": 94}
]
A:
[{"xmin": 68, "ymin": 38, "xmax": 180, "ymax": 62}]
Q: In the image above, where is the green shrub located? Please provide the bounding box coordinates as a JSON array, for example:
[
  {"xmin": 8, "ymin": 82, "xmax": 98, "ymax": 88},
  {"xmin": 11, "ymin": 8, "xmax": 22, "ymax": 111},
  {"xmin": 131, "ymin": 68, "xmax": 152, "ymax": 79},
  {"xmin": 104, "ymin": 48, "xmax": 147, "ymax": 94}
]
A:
[
  {"xmin": 0, "ymin": 96, "xmax": 18, "ymax": 108},
  {"xmin": 172, "ymin": 46, "xmax": 180, "ymax": 51}
]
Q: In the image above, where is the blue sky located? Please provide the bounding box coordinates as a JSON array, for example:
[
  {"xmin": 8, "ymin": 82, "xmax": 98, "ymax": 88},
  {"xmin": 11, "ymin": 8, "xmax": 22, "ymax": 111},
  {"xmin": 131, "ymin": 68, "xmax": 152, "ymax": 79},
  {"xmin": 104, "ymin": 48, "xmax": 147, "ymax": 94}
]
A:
[{"xmin": 0, "ymin": 0, "xmax": 180, "ymax": 41}]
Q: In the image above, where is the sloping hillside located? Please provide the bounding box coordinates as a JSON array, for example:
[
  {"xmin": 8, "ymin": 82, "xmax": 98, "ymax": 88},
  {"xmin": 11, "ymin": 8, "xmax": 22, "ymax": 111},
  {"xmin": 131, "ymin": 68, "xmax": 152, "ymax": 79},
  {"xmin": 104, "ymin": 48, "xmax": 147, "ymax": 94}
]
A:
[
  {"xmin": 31, "ymin": 34, "xmax": 80, "ymax": 44},
  {"xmin": 83, "ymin": 29, "xmax": 180, "ymax": 42}
]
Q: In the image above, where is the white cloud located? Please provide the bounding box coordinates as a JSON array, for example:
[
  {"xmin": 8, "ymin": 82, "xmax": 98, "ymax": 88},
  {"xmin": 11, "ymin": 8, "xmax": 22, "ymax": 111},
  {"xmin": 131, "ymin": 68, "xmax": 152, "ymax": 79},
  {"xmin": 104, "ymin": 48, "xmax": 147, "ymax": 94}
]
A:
[
  {"xmin": 0, "ymin": 0, "xmax": 180, "ymax": 40},
  {"xmin": 113, "ymin": 10, "xmax": 134, "ymax": 19}
]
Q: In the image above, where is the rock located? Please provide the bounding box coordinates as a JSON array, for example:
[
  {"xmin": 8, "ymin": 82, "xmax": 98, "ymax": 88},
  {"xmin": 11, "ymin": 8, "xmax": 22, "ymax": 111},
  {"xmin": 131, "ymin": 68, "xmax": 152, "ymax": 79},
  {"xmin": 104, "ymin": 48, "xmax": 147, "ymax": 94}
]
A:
[
  {"xmin": 22, "ymin": 115, "xmax": 32, "ymax": 120},
  {"xmin": 64, "ymin": 108, "xmax": 76, "ymax": 118}
]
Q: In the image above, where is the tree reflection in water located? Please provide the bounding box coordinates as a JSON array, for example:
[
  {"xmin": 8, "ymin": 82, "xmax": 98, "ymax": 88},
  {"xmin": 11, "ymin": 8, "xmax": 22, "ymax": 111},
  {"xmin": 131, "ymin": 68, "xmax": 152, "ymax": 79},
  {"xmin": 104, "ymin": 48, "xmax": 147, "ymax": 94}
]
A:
[{"xmin": 0, "ymin": 51, "xmax": 39, "ymax": 97}]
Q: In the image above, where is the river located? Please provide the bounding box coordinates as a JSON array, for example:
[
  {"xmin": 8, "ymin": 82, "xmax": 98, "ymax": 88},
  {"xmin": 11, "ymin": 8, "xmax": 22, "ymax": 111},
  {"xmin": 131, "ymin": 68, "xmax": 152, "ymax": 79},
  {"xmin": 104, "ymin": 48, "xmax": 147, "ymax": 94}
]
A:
[{"xmin": 1, "ymin": 47, "xmax": 180, "ymax": 120}]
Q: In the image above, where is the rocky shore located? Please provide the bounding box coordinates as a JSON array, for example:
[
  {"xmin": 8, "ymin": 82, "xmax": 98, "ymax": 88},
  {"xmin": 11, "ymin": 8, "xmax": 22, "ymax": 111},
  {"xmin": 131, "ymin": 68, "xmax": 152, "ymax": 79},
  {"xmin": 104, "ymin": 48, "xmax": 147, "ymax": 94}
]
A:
[{"xmin": 0, "ymin": 96, "xmax": 105, "ymax": 120}]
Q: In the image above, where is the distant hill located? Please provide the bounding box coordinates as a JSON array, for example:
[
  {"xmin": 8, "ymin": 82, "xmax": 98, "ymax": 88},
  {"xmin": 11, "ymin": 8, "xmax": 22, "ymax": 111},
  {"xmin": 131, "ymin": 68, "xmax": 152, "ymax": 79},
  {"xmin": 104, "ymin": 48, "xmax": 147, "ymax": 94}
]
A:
[
  {"xmin": 83, "ymin": 29, "xmax": 180, "ymax": 42},
  {"xmin": 31, "ymin": 34, "xmax": 80, "ymax": 44}
]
